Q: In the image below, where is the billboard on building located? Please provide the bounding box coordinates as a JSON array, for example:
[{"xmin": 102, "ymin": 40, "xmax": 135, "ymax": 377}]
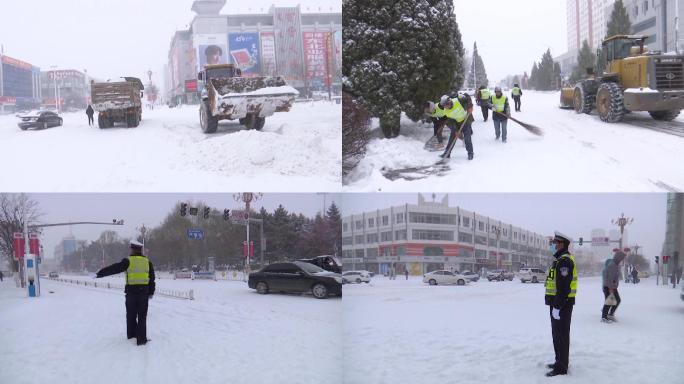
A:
[
  {"xmin": 260, "ymin": 32, "xmax": 277, "ymax": 76},
  {"xmin": 333, "ymin": 30, "xmax": 342, "ymax": 73},
  {"xmin": 2, "ymin": 56, "xmax": 34, "ymax": 99},
  {"xmin": 195, "ymin": 34, "xmax": 228, "ymax": 71},
  {"xmin": 303, "ymin": 32, "xmax": 330, "ymax": 88},
  {"xmin": 273, "ymin": 7, "xmax": 305, "ymax": 85},
  {"xmin": 228, "ymin": 33, "xmax": 260, "ymax": 75}
]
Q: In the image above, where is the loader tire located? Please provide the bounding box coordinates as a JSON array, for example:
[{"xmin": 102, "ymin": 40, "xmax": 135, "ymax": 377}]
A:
[
  {"xmin": 253, "ymin": 116, "xmax": 265, "ymax": 130},
  {"xmin": 573, "ymin": 84, "xmax": 593, "ymax": 114},
  {"xmin": 200, "ymin": 102, "xmax": 218, "ymax": 133},
  {"xmin": 648, "ymin": 110, "xmax": 680, "ymax": 121},
  {"xmin": 596, "ymin": 82, "xmax": 625, "ymax": 123}
]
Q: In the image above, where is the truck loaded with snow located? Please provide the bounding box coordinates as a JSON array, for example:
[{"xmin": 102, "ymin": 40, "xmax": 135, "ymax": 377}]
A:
[
  {"xmin": 197, "ymin": 64, "xmax": 298, "ymax": 133},
  {"xmin": 91, "ymin": 77, "xmax": 144, "ymax": 128},
  {"xmin": 560, "ymin": 35, "xmax": 684, "ymax": 122}
]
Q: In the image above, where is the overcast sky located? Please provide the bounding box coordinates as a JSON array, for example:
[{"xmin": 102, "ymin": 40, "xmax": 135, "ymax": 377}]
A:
[
  {"xmin": 0, "ymin": 0, "xmax": 340, "ymax": 84},
  {"xmin": 340, "ymin": 193, "xmax": 668, "ymax": 259},
  {"xmin": 454, "ymin": 0, "xmax": 567, "ymax": 83},
  {"xmin": 28, "ymin": 193, "xmax": 340, "ymax": 259}
]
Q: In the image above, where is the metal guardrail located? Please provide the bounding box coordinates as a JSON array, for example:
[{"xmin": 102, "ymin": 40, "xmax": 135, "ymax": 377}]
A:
[{"xmin": 49, "ymin": 278, "xmax": 194, "ymax": 300}]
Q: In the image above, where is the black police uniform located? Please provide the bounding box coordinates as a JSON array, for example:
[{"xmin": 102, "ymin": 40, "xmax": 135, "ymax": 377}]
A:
[
  {"xmin": 96, "ymin": 253, "xmax": 156, "ymax": 345},
  {"xmin": 545, "ymin": 248, "xmax": 575, "ymax": 376}
]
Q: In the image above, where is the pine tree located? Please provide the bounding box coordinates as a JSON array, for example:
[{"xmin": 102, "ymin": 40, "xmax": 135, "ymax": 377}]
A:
[
  {"xmin": 343, "ymin": 0, "xmax": 463, "ymax": 138},
  {"xmin": 570, "ymin": 40, "xmax": 596, "ymax": 83},
  {"xmin": 325, "ymin": 202, "xmax": 342, "ymax": 256},
  {"xmin": 466, "ymin": 42, "xmax": 489, "ymax": 88},
  {"xmin": 553, "ymin": 62, "xmax": 562, "ymax": 90},
  {"xmin": 536, "ymin": 49, "xmax": 556, "ymax": 91},
  {"xmin": 530, "ymin": 62, "xmax": 539, "ymax": 90},
  {"xmin": 606, "ymin": 0, "xmax": 632, "ymax": 37}
]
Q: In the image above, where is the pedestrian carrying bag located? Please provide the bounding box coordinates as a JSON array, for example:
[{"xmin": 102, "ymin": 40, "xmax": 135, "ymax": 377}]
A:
[{"xmin": 605, "ymin": 293, "xmax": 617, "ymax": 306}]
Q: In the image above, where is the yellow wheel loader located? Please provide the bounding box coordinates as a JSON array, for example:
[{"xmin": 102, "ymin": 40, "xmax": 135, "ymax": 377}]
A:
[{"xmin": 560, "ymin": 35, "xmax": 684, "ymax": 122}]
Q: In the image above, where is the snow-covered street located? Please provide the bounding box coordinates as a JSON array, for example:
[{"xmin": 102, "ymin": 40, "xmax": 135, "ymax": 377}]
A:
[
  {"xmin": 344, "ymin": 91, "xmax": 684, "ymax": 192},
  {"xmin": 0, "ymin": 101, "xmax": 341, "ymax": 192},
  {"xmin": 0, "ymin": 275, "xmax": 342, "ymax": 384},
  {"xmin": 343, "ymin": 276, "xmax": 684, "ymax": 384}
]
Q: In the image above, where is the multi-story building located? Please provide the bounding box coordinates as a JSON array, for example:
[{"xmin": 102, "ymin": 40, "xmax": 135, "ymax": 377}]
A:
[
  {"xmin": 166, "ymin": 0, "xmax": 342, "ymax": 105},
  {"xmin": 0, "ymin": 54, "xmax": 42, "ymax": 113},
  {"xmin": 40, "ymin": 69, "xmax": 92, "ymax": 110},
  {"xmin": 627, "ymin": 0, "xmax": 684, "ymax": 52},
  {"xmin": 663, "ymin": 193, "xmax": 683, "ymax": 267},
  {"xmin": 342, "ymin": 195, "xmax": 553, "ymax": 275}
]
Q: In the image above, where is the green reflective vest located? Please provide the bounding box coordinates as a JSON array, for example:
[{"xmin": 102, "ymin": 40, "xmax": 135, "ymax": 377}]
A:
[
  {"xmin": 512, "ymin": 87, "xmax": 521, "ymax": 96},
  {"xmin": 545, "ymin": 254, "xmax": 577, "ymax": 297},
  {"xmin": 126, "ymin": 256, "xmax": 150, "ymax": 285},
  {"xmin": 480, "ymin": 89, "xmax": 491, "ymax": 99},
  {"xmin": 492, "ymin": 95, "xmax": 507, "ymax": 113},
  {"xmin": 431, "ymin": 104, "xmax": 446, "ymax": 118},
  {"xmin": 443, "ymin": 98, "xmax": 467, "ymax": 122}
]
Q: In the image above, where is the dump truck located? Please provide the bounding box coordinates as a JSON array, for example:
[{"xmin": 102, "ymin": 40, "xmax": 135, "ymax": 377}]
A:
[
  {"xmin": 91, "ymin": 77, "xmax": 144, "ymax": 128},
  {"xmin": 198, "ymin": 64, "xmax": 299, "ymax": 133},
  {"xmin": 560, "ymin": 35, "xmax": 684, "ymax": 122}
]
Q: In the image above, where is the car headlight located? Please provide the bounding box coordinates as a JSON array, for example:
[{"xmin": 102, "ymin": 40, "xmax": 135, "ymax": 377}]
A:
[{"xmin": 333, "ymin": 277, "xmax": 343, "ymax": 284}]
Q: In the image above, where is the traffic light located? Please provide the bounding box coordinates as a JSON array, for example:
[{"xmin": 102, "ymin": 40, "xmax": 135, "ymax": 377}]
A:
[
  {"xmin": 180, "ymin": 203, "xmax": 187, "ymax": 217},
  {"xmin": 663, "ymin": 255, "xmax": 669, "ymax": 264},
  {"xmin": 578, "ymin": 237, "xmax": 583, "ymax": 246},
  {"xmin": 223, "ymin": 209, "xmax": 230, "ymax": 221},
  {"xmin": 203, "ymin": 207, "xmax": 210, "ymax": 219},
  {"xmin": 655, "ymin": 256, "xmax": 659, "ymax": 264}
]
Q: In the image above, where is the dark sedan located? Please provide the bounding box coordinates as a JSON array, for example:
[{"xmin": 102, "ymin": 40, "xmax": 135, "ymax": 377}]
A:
[
  {"xmin": 18, "ymin": 111, "xmax": 63, "ymax": 130},
  {"xmin": 248, "ymin": 261, "xmax": 342, "ymax": 299}
]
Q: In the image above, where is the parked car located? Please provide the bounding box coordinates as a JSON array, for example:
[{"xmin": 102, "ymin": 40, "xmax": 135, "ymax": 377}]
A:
[
  {"xmin": 342, "ymin": 270, "xmax": 371, "ymax": 284},
  {"xmin": 487, "ymin": 269, "xmax": 514, "ymax": 281},
  {"xmin": 298, "ymin": 255, "xmax": 342, "ymax": 274},
  {"xmin": 248, "ymin": 261, "xmax": 342, "ymax": 299},
  {"xmin": 460, "ymin": 270, "xmax": 480, "ymax": 282},
  {"xmin": 48, "ymin": 271, "xmax": 59, "ymax": 278},
  {"xmin": 423, "ymin": 270, "xmax": 468, "ymax": 286},
  {"xmin": 18, "ymin": 111, "xmax": 63, "ymax": 130},
  {"xmin": 518, "ymin": 267, "xmax": 546, "ymax": 283}
]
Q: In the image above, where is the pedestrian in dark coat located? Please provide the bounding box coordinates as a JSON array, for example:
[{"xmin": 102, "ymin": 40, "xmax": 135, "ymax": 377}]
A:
[
  {"xmin": 86, "ymin": 105, "xmax": 95, "ymax": 126},
  {"xmin": 602, "ymin": 250, "xmax": 625, "ymax": 322}
]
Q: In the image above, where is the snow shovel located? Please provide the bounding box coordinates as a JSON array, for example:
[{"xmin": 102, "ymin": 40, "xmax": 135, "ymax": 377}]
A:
[
  {"xmin": 604, "ymin": 292, "xmax": 617, "ymax": 306},
  {"xmin": 442, "ymin": 112, "xmax": 472, "ymax": 158},
  {"xmin": 489, "ymin": 108, "xmax": 544, "ymax": 136},
  {"xmin": 424, "ymin": 121, "xmax": 446, "ymax": 151}
]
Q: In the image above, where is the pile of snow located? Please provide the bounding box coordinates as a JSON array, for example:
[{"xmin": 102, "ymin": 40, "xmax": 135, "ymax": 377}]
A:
[
  {"xmin": 343, "ymin": 276, "xmax": 684, "ymax": 384},
  {"xmin": 0, "ymin": 101, "xmax": 340, "ymax": 191},
  {"xmin": 0, "ymin": 276, "xmax": 341, "ymax": 384},
  {"xmin": 344, "ymin": 91, "xmax": 684, "ymax": 192}
]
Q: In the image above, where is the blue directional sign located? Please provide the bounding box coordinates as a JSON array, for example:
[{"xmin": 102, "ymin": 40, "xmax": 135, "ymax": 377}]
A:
[{"xmin": 187, "ymin": 229, "xmax": 204, "ymax": 240}]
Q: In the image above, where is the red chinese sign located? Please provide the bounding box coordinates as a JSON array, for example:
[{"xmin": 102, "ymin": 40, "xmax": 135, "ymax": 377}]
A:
[{"xmin": 303, "ymin": 32, "xmax": 330, "ymax": 82}]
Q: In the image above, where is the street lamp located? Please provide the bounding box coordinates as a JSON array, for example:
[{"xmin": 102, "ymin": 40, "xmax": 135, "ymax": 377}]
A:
[
  {"xmin": 234, "ymin": 193, "xmax": 263, "ymax": 277},
  {"xmin": 492, "ymin": 226, "xmax": 501, "ymax": 269},
  {"xmin": 50, "ymin": 66, "xmax": 59, "ymax": 113},
  {"xmin": 612, "ymin": 213, "xmax": 634, "ymax": 279}
]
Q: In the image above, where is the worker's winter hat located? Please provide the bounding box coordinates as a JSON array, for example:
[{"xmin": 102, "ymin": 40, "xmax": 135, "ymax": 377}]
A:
[
  {"xmin": 552, "ymin": 231, "xmax": 572, "ymax": 244},
  {"xmin": 130, "ymin": 240, "xmax": 143, "ymax": 249},
  {"xmin": 425, "ymin": 101, "xmax": 436, "ymax": 113},
  {"xmin": 494, "ymin": 86, "xmax": 502, "ymax": 93},
  {"xmin": 439, "ymin": 95, "xmax": 452, "ymax": 107}
]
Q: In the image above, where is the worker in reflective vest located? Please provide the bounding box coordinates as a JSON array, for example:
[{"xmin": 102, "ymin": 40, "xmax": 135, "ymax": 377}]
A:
[
  {"xmin": 544, "ymin": 231, "xmax": 578, "ymax": 377},
  {"xmin": 438, "ymin": 94, "xmax": 475, "ymax": 160},
  {"xmin": 424, "ymin": 101, "xmax": 447, "ymax": 146},
  {"xmin": 511, "ymin": 83, "xmax": 523, "ymax": 112},
  {"xmin": 96, "ymin": 239, "xmax": 156, "ymax": 346},
  {"xmin": 491, "ymin": 87, "xmax": 511, "ymax": 143},
  {"xmin": 476, "ymin": 85, "xmax": 491, "ymax": 122}
]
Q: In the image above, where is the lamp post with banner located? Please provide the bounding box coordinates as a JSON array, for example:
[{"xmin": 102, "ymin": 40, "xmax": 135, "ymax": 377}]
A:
[{"xmin": 234, "ymin": 193, "xmax": 262, "ymax": 276}]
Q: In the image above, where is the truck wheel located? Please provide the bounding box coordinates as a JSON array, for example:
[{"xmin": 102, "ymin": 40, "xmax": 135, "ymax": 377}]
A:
[
  {"xmin": 596, "ymin": 82, "xmax": 625, "ymax": 123},
  {"xmin": 573, "ymin": 84, "xmax": 593, "ymax": 114},
  {"xmin": 648, "ymin": 110, "xmax": 680, "ymax": 121},
  {"xmin": 126, "ymin": 114, "xmax": 134, "ymax": 128},
  {"xmin": 200, "ymin": 102, "xmax": 218, "ymax": 133},
  {"xmin": 253, "ymin": 117, "xmax": 266, "ymax": 130},
  {"xmin": 98, "ymin": 114, "xmax": 106, "ymax": 129}
]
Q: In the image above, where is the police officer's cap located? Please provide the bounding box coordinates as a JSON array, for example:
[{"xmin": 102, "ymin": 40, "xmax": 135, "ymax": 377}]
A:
[
  {"xmin": 553, "ymin": 231, "xmax": 572, "ymax": 244},
  {"xmin": 130, "ymin": 240, "xmax": 144, "ymax": 248}
]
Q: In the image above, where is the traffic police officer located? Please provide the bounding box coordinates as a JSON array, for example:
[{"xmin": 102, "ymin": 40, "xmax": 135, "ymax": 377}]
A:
[
  {"xmin": 96, "ymin": 239, "xmax": 156, "ymax": 346},
  {"xmin": 545, "ymin": 231, "xmax": 577, "ymax": 377}
]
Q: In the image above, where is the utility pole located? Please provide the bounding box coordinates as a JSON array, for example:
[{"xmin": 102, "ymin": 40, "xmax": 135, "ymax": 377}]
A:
[
  {"xmin": 234, "ymin": 193, "xmax": 263, "ymax": 278},
  {"xmin": 612, "ymin": 213, "xmax": 634, "ymax": 279}
]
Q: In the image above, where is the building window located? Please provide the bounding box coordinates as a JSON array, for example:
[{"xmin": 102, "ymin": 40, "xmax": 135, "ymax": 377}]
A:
[
  {"xmin": 395, "ymin": 229, "xmax": 407, "ymax": 240},
  {"xmin": 382, "ymin": 215, "xmax": 389, "ymax": 226},
  {"xmin": 396, "ymin": 246, "xmax": 406, "ymax": 256},
  {"xmin": 412, "ymin": 229, "xmax": 454, "ymax": 241},
  {"xmin": 355, "ymin": 249, "xmax": 364, "ymax": 258},
  {"xmin": 355, "ymin": 220, "xmax": 363, "ymax": 230},
  {"xmin": 342, "ymin": 250, "xmax": 353, "ymax": 258},
  {"xmin": 409, "ymin": 212, "xmax": 457, "ymax": 225},
  {"xmin": 500, "ymin": 241, "xmax": 509, "ymax": 250},
  {"xmin": 458, "ymin": 248, "xmax": 473, "ymax": 258},
  {"xmin": 366, "ymin": 233, "xmax": 378, "ymax": 243},
  {"xmin": 634, "ymin": 6, "xmax": 638, "ymax": 17},
  {"xmin": 381, "ymin": 231, "xmax": 392, "ymax": 242},
  {"xmin": 396, "ymin": 213, "xmax": 404, "ymax": 224},
  {"xmin": 475, "ymin": 235, "xmax": 488, "ymax": 246},
  {"xmin": 423, "ymin": 246, "xmax": 444, "ymax": 256},
  {"xmin": 382, "ymin": 247, "xmax": 391, "ymax": 257},
  {"xmin": 458, "ymin": 232, "xmax": 473, "ymax": 243},
  {"xmin": 475, "ymin": 249, "xmax": 487, "ymax": 259},
  {"xmin": 368, "ymin": 218, "xmax": 374, "ymax": 228},
  {"xmin": 342, "ymin": 236, "xmax": 353, "ymax": 245},
  {"xmin": 478, "ymin": 221, "xmax": 485, "ymax": 231},
  {"xmin": 366, "ymin": 248, "xmax": 378, "ymax": 258},
  {"xmin": 355, "ymin": 235, "xmax": 364, "ymax": 244},
  {"xmin": 643, "ymin": 1, "xmax": 648, "ymax": 13},
  {"xmin": 489, "ymin": 238, "xmax": 498, "ymax": 247},
  {"xmin": 343, "ymin": 223, "xmax": 348, "ymax": 232},
  {"xmin": 503, "ymin": 228, "xmax": 507, "ymax": 236},
  {"xmin": 462, "ymin": 217, "xmax": 470, "ymax": 227}
]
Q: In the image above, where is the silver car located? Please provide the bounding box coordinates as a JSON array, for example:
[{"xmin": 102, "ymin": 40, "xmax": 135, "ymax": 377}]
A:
[{"xmin": 518, "ymin": 267, "xmax": 546, "ymax": 283}]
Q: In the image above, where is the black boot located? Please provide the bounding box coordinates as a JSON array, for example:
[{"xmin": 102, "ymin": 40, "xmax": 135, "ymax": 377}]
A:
[
  {"xmin": 546, "ymin": 364, "xmax": 556, "ymax": 369},
  {"xmin": 545, "ymin": 369, "xmax": 567, "ymax": 377},
  {"xmin": 468, "ymin": 153, "xmax": 474, "ymax": 160}
]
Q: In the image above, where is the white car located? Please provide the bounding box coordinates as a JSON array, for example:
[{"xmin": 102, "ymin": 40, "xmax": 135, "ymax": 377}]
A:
[
  {"xmin": 423, "ymin": 270, "xmax": 468, "ymax": 286},
  {"xmin": 518, "ymin": 267, "xmax": 546, "ymax": 283},
  {"xmin": 342, "ymin": 270, "xmax": 371, "ymax": 284}
]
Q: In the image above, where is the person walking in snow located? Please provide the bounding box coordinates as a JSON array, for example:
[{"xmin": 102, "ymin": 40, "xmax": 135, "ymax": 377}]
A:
[
  {"xmin": 511, "ymin": 83, "xmax": 523, "ymax": 112},
  {"xmin": 602, "ymin": 250, "xmax": 625, "ymax": 323},
  {"xmin": 95, "ymin": 240, "xmax": 155, "ymax": 346},
  {"xmin": 439, "ymin": 94, "xmax": 475, "ymax": 160},
  {"xmin": 86, "ymin": 104, "xmax": 95, "ymax": 126},
  {"xmin": 405, "ymin": 269, "xmax": 409, "ymax": 280},
  {"xmin": 544, "ymin": 231, "xmax": 577, "ymax": 377},
  {"xmin": 491, "ymin": 87, "xmax": 511, "ymax": 143},
  {"xmin": 475, "ymin": 85, "xmax": 491, "ymax": 122},
  {"xmin": 631, "ymin": 267, "xmax": 638, "ymax": 284},
  {"xmin": 0, "ymin": 270, "xmax": 3, "ymax": 282}
]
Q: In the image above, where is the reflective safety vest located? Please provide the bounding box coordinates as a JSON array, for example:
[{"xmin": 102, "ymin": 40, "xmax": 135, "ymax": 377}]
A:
[
  {"xmin": 480, "ymin": 89, "xmax": 491, "ymax": 99},
  {"xmin": 126, "ymin": 256, "xmax": 150, "ymax": 285},
  {"xmin": 431, "ymin": 104, "xmax": 446, "ymax": 118},
  {"xmin": 512, "ymin": 87, "xmax": 521, "ymax": 96},
  {"xmin": 443, "ymin": 98, "xmax": 468, "ymax": 122},
  {"xmin": 545, "ymin": 253, "xmax": 577, "ymax": 297},
  {"xmin": 492, "ymin": 95, "xmax": 507, "ymax": 113}
]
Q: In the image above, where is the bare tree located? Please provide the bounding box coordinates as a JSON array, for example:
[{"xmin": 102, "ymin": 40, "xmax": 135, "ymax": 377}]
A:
[{"xmin": 0, "ymin": 194, "xmax": 42, "ymax": 272}]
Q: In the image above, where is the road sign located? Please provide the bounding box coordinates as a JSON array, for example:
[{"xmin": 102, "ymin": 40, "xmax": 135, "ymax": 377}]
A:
[
  {"xmin": 591, "ymin": 236, "xmax": 611, "ymax": 246},
  {"xmin": 187, "ymin": 229, "xmax": 204, "ymax": 240},
  {"xmin": 230, "ymin": 210, "xmax": 249, "ymax": 224}
]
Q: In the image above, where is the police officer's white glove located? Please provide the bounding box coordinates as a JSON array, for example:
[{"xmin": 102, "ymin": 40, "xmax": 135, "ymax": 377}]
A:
[{"xmin": 552, "ymin": 308, "xmax": 560, "ymax": 320}]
